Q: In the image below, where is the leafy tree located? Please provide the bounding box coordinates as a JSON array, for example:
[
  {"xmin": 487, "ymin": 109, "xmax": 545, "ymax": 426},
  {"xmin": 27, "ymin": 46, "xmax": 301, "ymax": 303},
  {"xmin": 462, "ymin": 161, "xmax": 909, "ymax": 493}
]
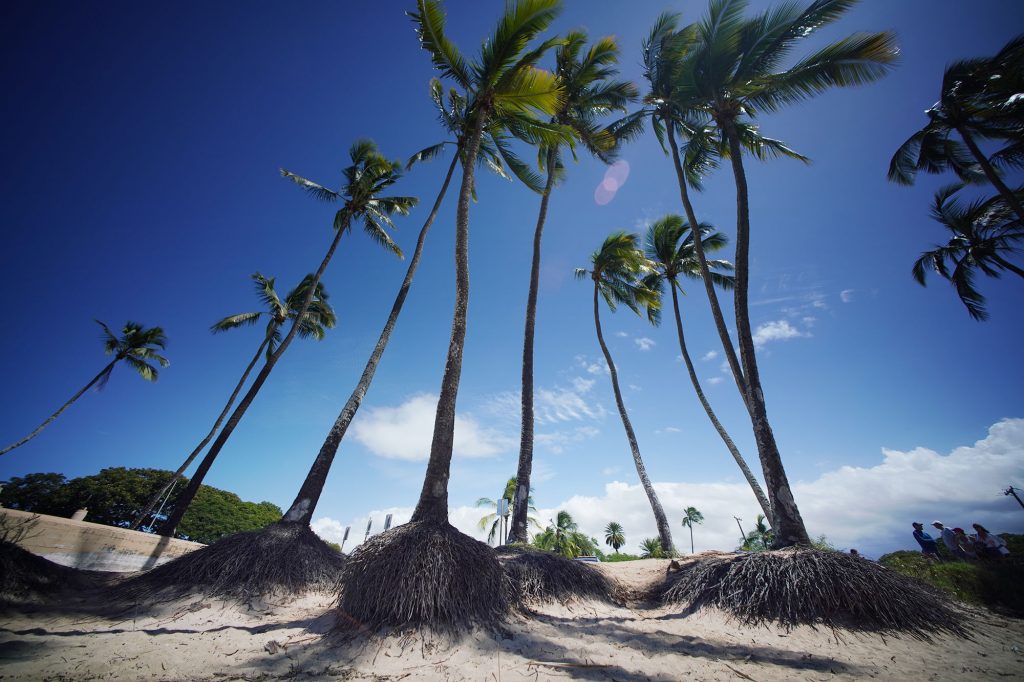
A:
[
  {"xmin": 604, "ymin": 521, "xmax": 625, "ymax": 553},
  {"xmin": 741, "ymin": 513, "xmax": 775, "ymax": 551},
  {"xmin": 533, "ymin": 510, "xmax": 597, "ymax": 558},
  {"xmin": 160, "ymin": 140, "xmax": 414, "ymax": 538},
  {"xmin": 176, "ymin": 487, "xmax": 282, "ymax": 544},
  {"xmin": 681, "ymin": 506, "xmax": 704, "ymax": 555},
  {"xmin": 510, "ymin": 30, "xmax": 637, "ymax": 544},
  {"xmin": 1, "ymin": 321, "xmax": 169, "ymax": 457},
  {"xmin": 889, "ymin": 34, "xmax": 1024, "ymax": 221},
  {"xmin": 132, "ymin": 273, "xmax": 335, "ymax": 530},
  {"xmin": 644, "ymin": 215, "xmax": 772, "ymax": 523},
  {"xmin": 577, "ymin": 232, "xmax": 674, "ymax": 556},
  {"xmin": 912, "ymin": 185, "xmax": 1024, "ymax": 320},
  {"xmin": 0, "ymin": 473, "xmax": 67, "ymax": 513},
  {"xmin": 407, "ymin": 0, "xmax": 566, "ymax": 526},
  {"xmin": 476, "ymin": 476, "xmax": 538, "ymax": 545},
  {"xmin": 640, "ymin": 537, "xmax": 664, "ymax": 559}
]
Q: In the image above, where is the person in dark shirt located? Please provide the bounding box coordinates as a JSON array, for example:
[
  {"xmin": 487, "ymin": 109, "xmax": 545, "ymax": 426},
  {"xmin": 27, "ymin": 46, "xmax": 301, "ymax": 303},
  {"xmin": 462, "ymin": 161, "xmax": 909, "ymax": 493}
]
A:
[{"xmin": 912, "ymin": 521, "xmax": 940, "ymax": 559}]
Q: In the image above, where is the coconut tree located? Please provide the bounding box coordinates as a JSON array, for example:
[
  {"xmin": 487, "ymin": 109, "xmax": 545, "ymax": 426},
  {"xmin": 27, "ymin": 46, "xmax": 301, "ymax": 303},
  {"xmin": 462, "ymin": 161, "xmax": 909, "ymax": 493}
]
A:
[
  {"xmin": 604, "ymin": 521, "xmax": 625, "ymax": 553},
  {"xmin": 643, "ymin": 215, "xmax": 773, "ymax": 523},
  {"xmin": 653, "ymin": 0, "xmax": 897, "ymax": 547},
  {"xmin": 509, "ymin": 31, "xmax": 638, "ymax": 544},
  {"xmin": 533, "ymin": 510, "xmax": 592, "ymax": 558},
  {"xmin": 577, "ymin": 231, "xmax": 674, "ymax": 556},
  {"xmin": 681, "ymin": 505, "xmax": 704, "ymax": 555},
  {"xmin": 158, "ymin": 140, "xmax": 414, "ymax": 538},
  {"xmin": 476, "ymin": 476, "xmax": 539, "ymax": 544},
  {"xmin": 131, "ymin": 273, "xmax": 335, "ymax": 530},
  {"xmin": 336, "ymin": 0, "xmax": 567, "ymax": 631},
  {"xmin": 889, "ymin": 34, "xmax": 1024, "ymax": 221},
  {"xmin": 639, "ymin": 537, "xmax": 664, "ymax": 559},
  {"xmin": 1, "ymin": 321, "xmax": 168, "ymax": 457},
  {"xmin": 913, "ymin": 185, "xmax": 1024, "ymax": 320},
  {"xmin": 742, "ymin": 513, "xmax": 774, "ymax": 551}
]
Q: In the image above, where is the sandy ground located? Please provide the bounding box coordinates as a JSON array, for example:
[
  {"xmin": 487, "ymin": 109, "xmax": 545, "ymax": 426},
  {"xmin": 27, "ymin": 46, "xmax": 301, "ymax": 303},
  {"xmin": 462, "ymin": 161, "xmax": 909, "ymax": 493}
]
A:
[{"xmin": 1, "ymin": 558, "xmax": 1022, "ymax": 681}]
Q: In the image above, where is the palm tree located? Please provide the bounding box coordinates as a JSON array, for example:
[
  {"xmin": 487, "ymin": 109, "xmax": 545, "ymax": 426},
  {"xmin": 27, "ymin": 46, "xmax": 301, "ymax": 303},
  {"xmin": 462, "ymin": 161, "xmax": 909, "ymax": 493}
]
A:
[
  {"xmin": 643, "ymin": 215, "xmax": 774, "ymax": 524},
  {"xmin": 639, "ymin": 537, "xmax": 664, "ymax": 559},
  {"xmin": 577, "ymin": 232, "xmax": 674, "ymax": 556},
  {"xmin": 533, "ymin": 510, "xmax": 591, "ymax": 557},
  {"xmin": 742, "ymin": 513, "xmax": 774, "ymax": 551},
  {"xmin": 604, "ymin": 521, "xmax": 625, "ymax": 553},
  {"xmin": 407, "ymin": 0, "xmax": 566, "ymax": 526},
  {"xmin": 279, "ymin": 75, "xmax": 547, "ymax": 528},
  {"xmin": 131, "ymin": 273, "xmax": 335, "ymax": 530},
  {"xmin": 510, "ymin": 31, "xmax": 638, "ymax": 544},
  {"xmin": 159, "ymin": 140, "xmax": 415, "ymax": 538},
  {"xmin": 1, "ymin": 321, "xmax": 168, "ymax": 456},
  {"xmin": 680, "ymin": 506, "xmax": 704, "ymax": 555},
  {"xmin": 476, "ymin": 476, "xmax": 539, "ymax": 544},
  {"xmin": 889, "ymin": 34, "xmax": 1024, "ymax": 221},
  {"xmin": 913, "ymin": 185, "xmax": 1024, "ymax": 320},
  {"xmin": 650, "ymin": 0, "xmax": 897, "ymax": 547}
]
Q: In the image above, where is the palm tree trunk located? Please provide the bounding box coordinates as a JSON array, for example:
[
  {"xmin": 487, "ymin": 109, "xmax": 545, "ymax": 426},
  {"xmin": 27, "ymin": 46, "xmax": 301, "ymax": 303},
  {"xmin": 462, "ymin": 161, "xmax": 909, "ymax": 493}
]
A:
[
  {"xmin": 669, "ymin": 284, "xmax": 773, "ymax": 524},
  {"xmin": 665, "ymin": 119, "xmax": 749, "ymax": 405},
  {"xmin": 722, "ymin": 120, "xmax": 809, "ymax": 548},
  {"xmin": 159, "ymin": 214, "xmax": 353, "ymax": 537},
  {"xmin": 509, "ymin": 147, "xmax": 558, "ymax": 544},
  {"xmin": 957, "ymin": 126, "xmax": 1024, "ymax": 223},
  {"xmin": 283, "ymin": 155, "xmax": 460, "ymax": 525},
  {"xmin": 130, "ymin": 336, "xmax": 271, "ymax": 530},
  {"xmin": 1, "ymin": 359, "xmax": 119, "ymax": 456},
  {"xmin": 689, "ymin": 524, "xmax": 694, "ymax": 554},
  {"xmin": 992, "ymin": 253, "xmax": 1024, "ymax": 279},
  {"xmin": 411, "ymin": 106, "xmax": 490, "ymax": 525},
  {"xmin": 593, "ymin": 283, "xmax": 674, "ymax": 555}
]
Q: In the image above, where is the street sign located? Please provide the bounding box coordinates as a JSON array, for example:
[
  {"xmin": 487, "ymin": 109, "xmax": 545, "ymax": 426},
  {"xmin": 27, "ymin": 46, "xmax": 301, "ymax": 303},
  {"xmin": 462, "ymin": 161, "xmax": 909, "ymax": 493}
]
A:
[
  {"xmin": 497, "ymin": 498, "xmax": 509, "ymax": 517},
  {"xmin": 384, "ymin": 513, "xmax": 393, "ymax": 531}
]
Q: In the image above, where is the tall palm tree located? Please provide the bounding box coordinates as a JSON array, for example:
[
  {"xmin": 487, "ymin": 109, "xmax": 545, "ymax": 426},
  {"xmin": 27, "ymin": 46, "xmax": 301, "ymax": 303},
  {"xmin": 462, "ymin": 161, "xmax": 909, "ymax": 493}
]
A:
[
  {"xmin": 510, "ymin": 31, "xmax": 638, "ymax": 544},
  {"xmin": 889, "ymin": 34, "xmax": 1024, "ymax": 221},
  {"xmin": 279, "ymin": 76, "xmax": 547, "ymax": 528},
  {"xmin": 475, "ymin": 476, "xmax": 539, "ymax": 544},
  {"xmin": 577, "ymin": 232, "xmax": 674, "ymax": 556},
  {"xmin": 407, "ymin": 0, "xmax": 566, "ymax": 526},
  {"xmin": 159, "ymin": 141, "xmax": 415, "ymax": 537},
  {"xmin": 913, "ymin": 185, "xmax": 1024, "ymax": 320},
  {"xmin": 681, "ymin": 505, "xmax": 704, "ymax": 554},
  {"xmin": 131, "ymin": 273, "xmax": 335, "ymax": 530},
  {"xmin": 643, "ymin": 215, "xmax": 773, "ymax": 523},
  {"xmin": 604, "ymin": 521, "xmax": 625, "ymax": 553},
  {"xmin": 1, "ymin": 321, "xmax": 168, "ymax": 456},
  {"xmin": 655, "ymin": 0, "xmax": 897, "ymax": 547}
]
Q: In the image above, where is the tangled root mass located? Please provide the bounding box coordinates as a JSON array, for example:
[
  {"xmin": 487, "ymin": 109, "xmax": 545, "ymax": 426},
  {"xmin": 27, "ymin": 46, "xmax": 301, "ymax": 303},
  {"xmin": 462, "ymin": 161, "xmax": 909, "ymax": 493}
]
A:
[{"xmin": 496, "ymin": 546, "xmax": 619, "ymax": 606}]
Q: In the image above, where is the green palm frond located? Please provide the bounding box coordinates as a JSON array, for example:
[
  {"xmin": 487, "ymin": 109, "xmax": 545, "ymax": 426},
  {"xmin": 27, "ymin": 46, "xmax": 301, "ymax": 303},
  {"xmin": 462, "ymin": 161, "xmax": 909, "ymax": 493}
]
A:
[
  {"xmin": 409, "ymin": 0, "xmax": 472, "ymax": 88},
  {"xmin": 210, "ymin": 312, "xmax": 264, "ymax": 334},
  {"xmin": 478, "ymin": 0, "xmax": 562, "ymax": 87},
  {"xmin": 406, "ymin": 142, "xmax": 451, "ymax": 170},
  {"xmin": 279, "ymin": 169, "xmax": 339, "ymax": 202},
  {"xmin": 124, "ymin": 356, "xmax": 160, "ymax": 382}
]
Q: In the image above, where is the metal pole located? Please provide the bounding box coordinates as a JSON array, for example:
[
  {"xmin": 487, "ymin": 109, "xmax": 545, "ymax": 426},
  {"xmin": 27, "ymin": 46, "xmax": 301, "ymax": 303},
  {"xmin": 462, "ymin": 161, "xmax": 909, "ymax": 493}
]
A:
[
  {"xmin": 148, "ymin": 479, "xmax": 177, "ymax": 532},
  {"xmin": 340, "ymin": 526, "xmax": 350, "ymax": 552},
  {"xmin": 1006, "ymin": 486, "xmax": 1024, "ymax": 509},
  {"xmin": 734, "ymin": 516, "xmax": 746, "ymax": 547},
  {"xmin": 364, "ymin": 518, "xmax": 373, "ymax": 542}
]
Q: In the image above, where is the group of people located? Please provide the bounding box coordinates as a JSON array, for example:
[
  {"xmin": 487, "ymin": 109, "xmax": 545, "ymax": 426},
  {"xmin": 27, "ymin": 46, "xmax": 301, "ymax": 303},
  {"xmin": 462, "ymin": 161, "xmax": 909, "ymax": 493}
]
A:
[{"xmin": 912, "ymin": 521, "xmax": 1010, "ymax": 560}]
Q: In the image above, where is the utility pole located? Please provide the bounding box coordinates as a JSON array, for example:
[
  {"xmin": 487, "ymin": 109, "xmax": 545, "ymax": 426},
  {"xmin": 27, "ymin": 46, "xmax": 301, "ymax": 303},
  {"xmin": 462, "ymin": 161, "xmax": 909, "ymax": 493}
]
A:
[
  {"xmin": 339, "ymin": 526, "xmax": 351, "ymax": 552},
  {"xmin": 733, "ymin": 516, "xmax": 746, "ymax": 547},
  {"xmin": 1006, "ymin": 486, "xmax": 1024, "ymax": 510}
]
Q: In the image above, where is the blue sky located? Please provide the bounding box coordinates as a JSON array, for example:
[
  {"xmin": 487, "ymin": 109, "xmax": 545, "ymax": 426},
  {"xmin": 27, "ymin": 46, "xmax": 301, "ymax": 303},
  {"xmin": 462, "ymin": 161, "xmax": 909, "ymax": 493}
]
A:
[{"xmin": 1, "ymin": 1, "xmax": 1022, "ymax": 557}]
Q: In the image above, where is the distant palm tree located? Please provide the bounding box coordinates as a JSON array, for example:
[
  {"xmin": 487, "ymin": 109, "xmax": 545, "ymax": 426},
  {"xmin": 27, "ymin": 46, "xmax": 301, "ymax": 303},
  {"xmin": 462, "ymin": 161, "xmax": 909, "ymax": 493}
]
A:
[
  {"xmin": 604, "ymin": 521, "xmax": 625, "ymax": 553},
  {"xmin": 1, "ymin": 321, "xmax": 168, "ymax": 456},
  {"xmin": 680, "ymin": 506, "xmax": 704, "ymax": 555},
  {"xmin": 132, "ymin": 273, "xmax": 335, "ymax": 530},
  {"xmin": 407, "ymin": 0, "xmax": 567, "ymax": 526},
  {"xmin": 533, "ymin": 510, "xmax": 590, "ymax": 558},
  {"xmin": 643, "ymin": 215, "xmax": 773, "ymax": 524},
  {"xmin": 889, "ymin": 34, "xmax": 1024, "ymax": 221},
  {"xmin": 639, "ymin": 537, "xmax": 663, "ymax": 559},
  {"xmin": 159, "ymin": 140, "xmax": 414, "ymax": 538},
  {"xmin": 742, "ymin": 513, "xmax": 774, "ymax": 551},
  {"xmin": 912, "ymin": 185, "xmax": 1024, "ymax": 320},
  {"xmin": 510, "ymin": 30, "xmax": 638, "ymax": 544},
  {"xmin": 577, "ymin": 232, "xmax": 674, "ymax": 556},
  {"xmin": 476, "ymin": 476, "xmax": 539, "ymax": 544}
]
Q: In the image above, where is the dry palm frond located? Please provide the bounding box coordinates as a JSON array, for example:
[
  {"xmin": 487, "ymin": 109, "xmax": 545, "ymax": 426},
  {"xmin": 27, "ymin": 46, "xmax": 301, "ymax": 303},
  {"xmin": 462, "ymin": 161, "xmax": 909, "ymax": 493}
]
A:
[
  {"xmin": 117, "ymin": 522, "xmax": 344, "ymax": 602},
  {"xmin": 496, "ymin": 546, "xmax": 620, "ymax": 605},
  {"xmin": 660, "ymin": 549, "xmax": 966, "ymax": 639},
  {"xmin": 336, "ymin": 521, "xmax": 512, "ymax": 632}
]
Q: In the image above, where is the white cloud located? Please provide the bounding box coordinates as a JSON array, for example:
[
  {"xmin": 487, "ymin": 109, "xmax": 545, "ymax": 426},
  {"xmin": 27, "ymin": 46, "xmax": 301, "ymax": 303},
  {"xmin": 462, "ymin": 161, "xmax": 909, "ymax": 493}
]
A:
[
  {"xmin": 351, "ymin": 393, "xmax": 513, "ymax": 460},
  {"xmin": 707, "ymin": 376, "xmax": 724, "ymax": 385},
  {"xmin": 702, "ymin": 350, "xmax": 719, "ymax": 362},
  {"xmin": 840, "ymin": 289, "xmax": 855, "ymax": 303},
  {"xmin": 615, "ymin": 331, "xmax": 629, "ymax": 338},
  {"xmin": 752, "ymin": 320, "xmax": 807, "ymax": 348},
  {"xmin": 536, "ymin": 425, "xmax": 601, "ymax": 454},
  {"xmin": 628, "ymin": 384, "xmax": 642, "ymax": 392},
  {"xmin": 634, "ymin": 337, "xmax": 656, "ymax": 352},
  {"xmin": 576, "ymin": 354, "xmax": 610, "ymax": 375},
  {"xmin": 571, "ymin": 376, "xmax": 595, "ymax": 394},
  {"xmin": 665, "ymin": 426, "xmax": 682, "ymax": 433}
]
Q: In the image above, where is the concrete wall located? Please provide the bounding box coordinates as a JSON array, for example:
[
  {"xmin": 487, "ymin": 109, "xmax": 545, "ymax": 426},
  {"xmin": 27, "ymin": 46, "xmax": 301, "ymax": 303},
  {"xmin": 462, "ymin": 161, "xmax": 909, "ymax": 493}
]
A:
[{"xmin": 0, "ymin": 508, "xmax": 204, "ymax": 572}]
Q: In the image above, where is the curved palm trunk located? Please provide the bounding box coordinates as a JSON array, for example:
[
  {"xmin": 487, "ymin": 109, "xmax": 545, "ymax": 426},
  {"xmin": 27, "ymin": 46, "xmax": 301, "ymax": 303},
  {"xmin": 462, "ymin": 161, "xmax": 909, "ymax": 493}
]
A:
[
  {"xmin": 130, "ymin": 336, "xmax": 271, "ymax": 530},
  {"xmin": 593, "ymin": 284, "xmax": 674, "ymax": 555},
  {"xmin": 0, "ymin": 359, "xmax": 119, "ymax": 456},
  {"xmin": 411, "ymin": 107, "xmax": 489, "ymax": 525},
  {"xmin": 665, "ymin": 120, "xmax": 748, "ymax": 406},
  {"xmin": 956, "ymin": 126, "xmax": 1024, "ymax": 223},
  {"xmin": 669, "ymin": 284, "xmax": 773, "ymax": 524},
  {"xmin": 160, "ymin": 216, "xmax": 352, "ymax": 538},
  {"xmin": 282, "ymin": 155, "xmax": 460, "ymax": 525},
  {"xmin": 723, "ymin": 120, "xmax": 809, "ymax": 548},
  {"xmin": 509, "ymin": 147, "xmax": 558, "ymax": 544}
]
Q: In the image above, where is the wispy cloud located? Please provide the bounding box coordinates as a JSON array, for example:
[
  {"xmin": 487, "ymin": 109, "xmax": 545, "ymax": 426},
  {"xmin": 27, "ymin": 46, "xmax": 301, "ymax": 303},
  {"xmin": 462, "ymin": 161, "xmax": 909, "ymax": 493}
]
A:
[
  {"xmin": 707, "ymin": 376, "xmax": 724, "ymax": 385},
  {"xmin": 702, "ymin": 350, "xmax": 719, "ymax": 362},
  {"xmin": 840, "ymin": 289, "xmax": 855, "ymax": 303},
  {"xmin": 634, "ymin": 337, "xmax": 656, "ymax": 352},
  {"xmin": 752, "ymin": 320, "xmax": 807, "ymax": 348}
]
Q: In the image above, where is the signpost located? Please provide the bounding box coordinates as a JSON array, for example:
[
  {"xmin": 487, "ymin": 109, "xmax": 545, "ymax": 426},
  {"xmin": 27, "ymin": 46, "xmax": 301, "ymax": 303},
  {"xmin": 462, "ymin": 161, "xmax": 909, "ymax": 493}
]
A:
[
  {"xmin": 496, "ymin": 499, "xmax": 510, "ymax": 546},
  {"xmin": 384, "ymin": 513, "xmax": 393, "ymax": 531}
]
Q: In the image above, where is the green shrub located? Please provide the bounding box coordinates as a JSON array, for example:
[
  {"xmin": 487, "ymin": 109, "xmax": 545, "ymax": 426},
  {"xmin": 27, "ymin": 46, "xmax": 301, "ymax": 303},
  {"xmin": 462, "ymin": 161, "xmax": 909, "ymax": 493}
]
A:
[{"xmin": 603, "ymin": 552, "xmax": 642, "ymax": 562}]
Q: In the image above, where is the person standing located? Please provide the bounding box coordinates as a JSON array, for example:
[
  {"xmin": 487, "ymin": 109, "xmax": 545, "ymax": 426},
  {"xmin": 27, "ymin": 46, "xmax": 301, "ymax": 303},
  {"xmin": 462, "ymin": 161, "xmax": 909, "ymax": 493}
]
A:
[
  {"xmin": 912, "ymin": 522, "xmax": 940, "ymax": 560},
  {"xmin": 932, "ymin": 521, "xmax": 965, "ymax": 559}
]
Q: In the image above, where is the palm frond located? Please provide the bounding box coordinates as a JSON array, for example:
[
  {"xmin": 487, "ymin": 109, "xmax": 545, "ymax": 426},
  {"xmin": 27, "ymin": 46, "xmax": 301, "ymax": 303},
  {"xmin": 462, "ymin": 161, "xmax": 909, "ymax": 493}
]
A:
[
  {"xmin": 211, "ymin": 311, "xmax": 264, "ymax": 334},
  {"xmin": 279, "ymin": 169, "xmax": 340, "ymax": 202}
]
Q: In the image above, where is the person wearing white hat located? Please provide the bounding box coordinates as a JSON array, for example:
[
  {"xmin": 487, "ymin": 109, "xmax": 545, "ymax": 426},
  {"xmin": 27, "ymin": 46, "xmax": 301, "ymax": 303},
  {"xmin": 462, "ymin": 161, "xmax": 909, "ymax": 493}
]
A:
[{"xmin": 932, "ymin": 521, "xmax": 965, "ymax": 559}]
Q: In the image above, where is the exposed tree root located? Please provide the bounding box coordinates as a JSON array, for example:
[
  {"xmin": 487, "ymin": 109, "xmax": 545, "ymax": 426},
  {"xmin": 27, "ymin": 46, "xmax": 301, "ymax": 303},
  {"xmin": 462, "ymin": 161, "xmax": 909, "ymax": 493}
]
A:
[
  {"xmin": 496, "ymin": 546, "xmax": 621, "ymax": 606},
  {"xmin": 116, "ymin": 522, "xmax": 344, "ymax": 602},
  {"xmin": 0, "ymin": 540, "xmax": 99, "ymax": 604},
  {"xmin": 660, "ymin": 548, "xmax": 967, "ymax": 639},
  {"xmin": 336, "ymin": 521, "xmax": 513, "ymax": 632}
]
